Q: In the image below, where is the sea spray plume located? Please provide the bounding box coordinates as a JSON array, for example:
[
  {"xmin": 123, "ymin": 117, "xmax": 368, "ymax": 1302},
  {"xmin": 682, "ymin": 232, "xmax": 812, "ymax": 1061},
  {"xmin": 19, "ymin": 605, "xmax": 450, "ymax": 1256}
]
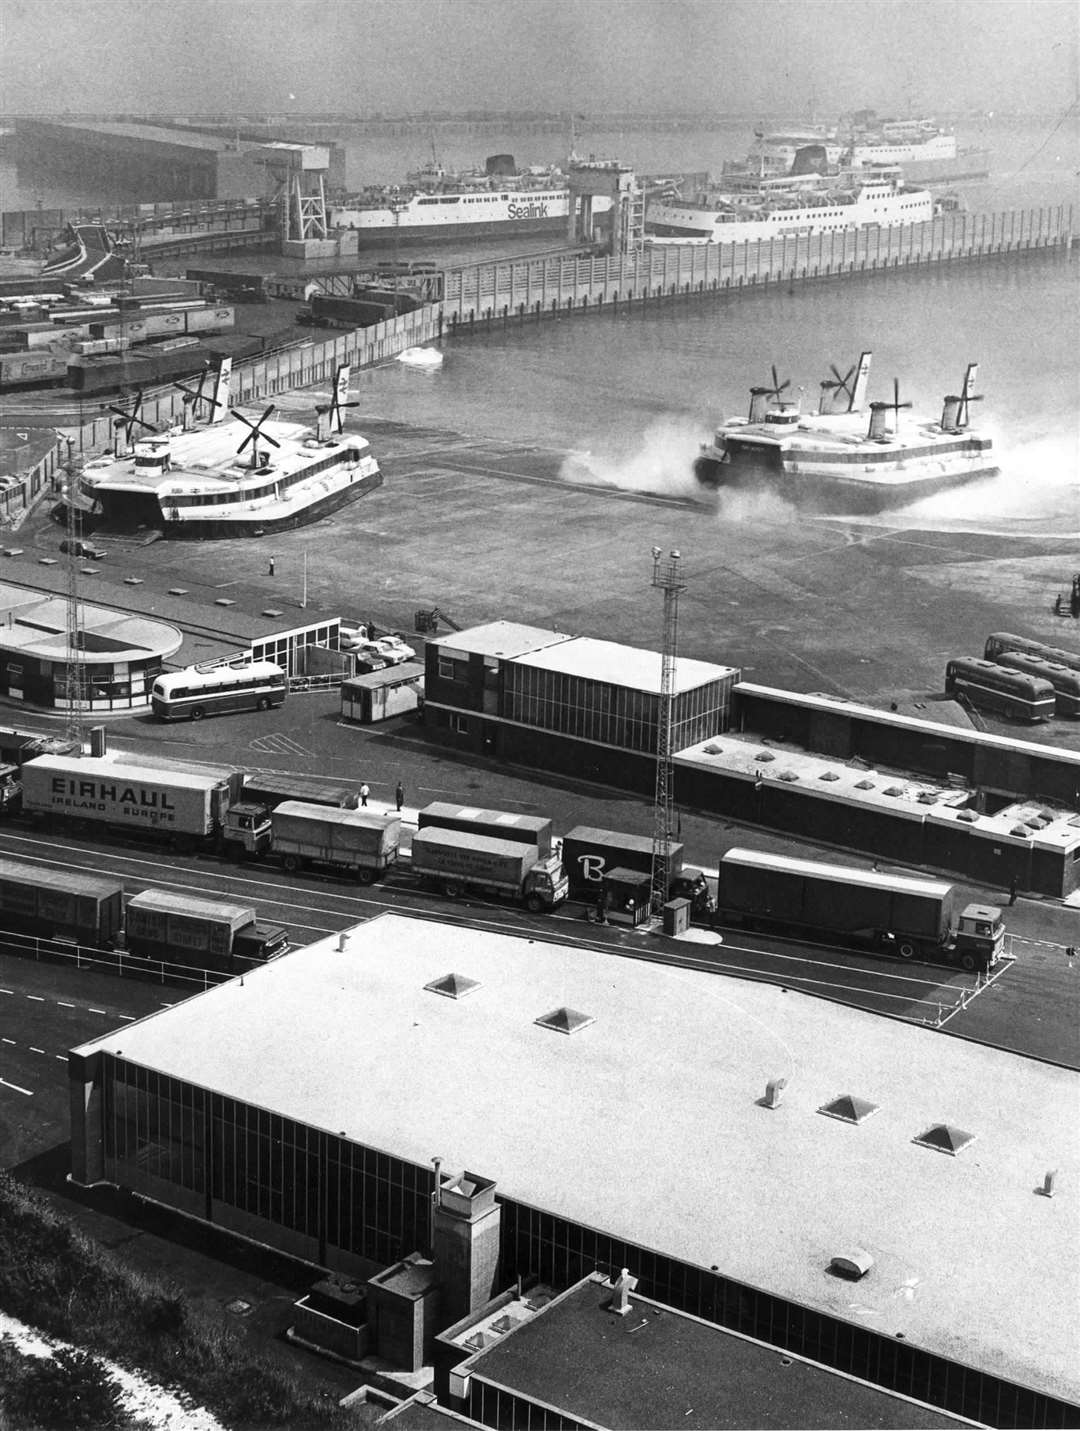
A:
[{"xmin": 559, "ymin": 417, "xmax": 705, "ymax": 497}]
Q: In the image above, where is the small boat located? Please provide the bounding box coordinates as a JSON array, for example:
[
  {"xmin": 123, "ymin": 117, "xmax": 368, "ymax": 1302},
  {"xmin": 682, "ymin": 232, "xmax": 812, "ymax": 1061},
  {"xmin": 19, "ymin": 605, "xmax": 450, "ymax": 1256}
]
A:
[
  {"xmin": 397, "ymin": 346, "xmax": 443, "ymax": 370},
  {"xmin": 694, "ymin": 354, "xmax": 998, "ymax": 513},
  {"xmin": 77, "ymin": 360, "xmax": 382, "ymax": 539}
]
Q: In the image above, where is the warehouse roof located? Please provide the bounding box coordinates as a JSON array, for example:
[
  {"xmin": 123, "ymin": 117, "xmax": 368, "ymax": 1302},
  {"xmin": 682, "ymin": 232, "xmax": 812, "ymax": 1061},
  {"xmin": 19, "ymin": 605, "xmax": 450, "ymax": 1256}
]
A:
[
  {"xmin": 72, "ymin": 913, "xmax": 1080, "ymax": 1407},
  {"xmin": 675, "ymin": 732, "xmax": 972, "ymax": 820},
  {"xmin": 434, "ymin": 621, "xmax": 574, "ymax": 660},
  {"xmin": 512, "ymin": 635, "xmax": 737, "ymax": 695},
  {"xmin": 452, "ymin": 1274, "xmax": 973, "ymax": 1429}
]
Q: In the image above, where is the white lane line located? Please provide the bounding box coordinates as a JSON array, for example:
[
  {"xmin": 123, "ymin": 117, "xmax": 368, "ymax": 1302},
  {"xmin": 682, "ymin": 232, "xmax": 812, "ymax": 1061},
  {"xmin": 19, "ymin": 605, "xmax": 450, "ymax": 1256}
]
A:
[
  {"xmin": 1, "ymin": 1037, "xmax": 14, "ymax": 1045},
  {"xmin": 0, "ymin": 1077, "xmax": 32, "ymax": 1095},
  {"xmin": 30, "ymin": 1047, "xmax": 45, "ymax": 1054},
  {"xmin": 57, "ymin": 1001, "xmax": 75, "ymax": 1009},
  {"xmin": 55, "ymin": 1054, "xmax": 68, "ymax": 1062},
  {"xmin": 88, "ymin": 1008, "xmax": 107, "ymax": 1015},
  {"xmin": 26, "ymin": 995, "xmax": 45, "ymax": 1002},
  {"xmin": 117, "ymin": 1014, "xmax": 135, "ymax": 1022},
  {"xmin": 0, "ymin": 988, "xmax": 12, "ymax": 995}
]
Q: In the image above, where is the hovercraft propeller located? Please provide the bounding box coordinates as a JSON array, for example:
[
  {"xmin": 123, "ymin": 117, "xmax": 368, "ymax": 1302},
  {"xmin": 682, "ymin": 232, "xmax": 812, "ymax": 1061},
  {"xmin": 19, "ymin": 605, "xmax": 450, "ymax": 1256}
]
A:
[
  {"xmin": 105, "ymin": 388, "xmax": 154, "ymax": 448},
  {"xmin": 766, "ymin": 363, "xmax": 791, "ymax": 402},
  {"xmin": 230, "ymin": 404, "xmax": 281, "ymax": 469}
]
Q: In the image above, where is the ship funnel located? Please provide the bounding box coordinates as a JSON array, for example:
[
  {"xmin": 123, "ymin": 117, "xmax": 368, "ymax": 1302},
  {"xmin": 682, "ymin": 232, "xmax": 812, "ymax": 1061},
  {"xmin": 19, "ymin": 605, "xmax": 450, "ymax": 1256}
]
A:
[
  {"xmin": 867, "ymin": 402, "xmax": 890, "ymax": 440},
  {"xmin": 747, "ymin": 386, "xmax": 771, "ymax": 422},
  {"xmin": 940, "ymin": 395, "xmax": 962, "ymax": 431}
]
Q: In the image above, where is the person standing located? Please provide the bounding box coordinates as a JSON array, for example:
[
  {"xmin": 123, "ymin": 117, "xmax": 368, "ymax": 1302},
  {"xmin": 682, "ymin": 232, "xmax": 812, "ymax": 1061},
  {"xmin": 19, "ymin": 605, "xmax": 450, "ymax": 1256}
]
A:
[
  {"xmin": 360, "ymin": 783, "xmax": 370, "ymax": 807},
  {"xmin": 268, "ymin": 557, "xmax": 275, "ymax": 576},
  {"xmin": 1008, "ymin": 876, "xmax": 1018, "ymax": 906},
  {"xmin": 395, "ymin": 781, "xmax": 405, "ymax": 811}
]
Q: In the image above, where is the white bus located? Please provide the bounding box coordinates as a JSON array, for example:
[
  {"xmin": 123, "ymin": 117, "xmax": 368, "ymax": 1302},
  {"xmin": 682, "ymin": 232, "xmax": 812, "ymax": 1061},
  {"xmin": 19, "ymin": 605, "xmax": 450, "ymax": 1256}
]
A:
[{"xmin": 150, "ymin": 661, "xmax": 287, "ymax": 722}]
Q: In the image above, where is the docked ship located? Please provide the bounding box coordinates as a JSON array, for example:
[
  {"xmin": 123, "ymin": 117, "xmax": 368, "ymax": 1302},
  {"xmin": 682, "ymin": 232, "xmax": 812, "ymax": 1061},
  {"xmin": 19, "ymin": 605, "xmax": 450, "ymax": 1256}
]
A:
[
  {"xmin": 77, "ymin": 361, "xmax": 382, "ymax": 539},
  {"xmin": 329, "ymin": 152, "xmax": 612, "ymax": 245},
  {"xmin": 727, "ymin": 113, "xmax": 989, "ymax": 185},
  {"xmin": 646, "ymin": 169, "xmax": 935, "ymax": 244},
  {"xmin": 693, "ymin": 354, "xmax": 998, "ymax": 513}
]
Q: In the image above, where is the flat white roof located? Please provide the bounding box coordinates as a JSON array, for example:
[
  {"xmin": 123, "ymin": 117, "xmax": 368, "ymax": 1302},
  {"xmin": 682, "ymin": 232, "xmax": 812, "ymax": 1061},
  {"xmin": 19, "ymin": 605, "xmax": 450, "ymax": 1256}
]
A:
[
  {"xmin": 27, "ymin": 753, "xmax": 227, "ymax": 791},
  {"xmin": 675, "ymin": 733, "xmax": 970, "ymax": 820},
  {"xmin": 73, "ymin": 913, "xmax": 1079, "ymax": 1406},
  {"xmin": 436, "ymin": 621, "xmax": 574, "ymax": 660},
  {"xmin": 723, "ymin": 847, "xmax": 953, "ymax": 899},
  {"xmin": 513, "ymin": 636, "xmax": 737, "ymax": 696}
]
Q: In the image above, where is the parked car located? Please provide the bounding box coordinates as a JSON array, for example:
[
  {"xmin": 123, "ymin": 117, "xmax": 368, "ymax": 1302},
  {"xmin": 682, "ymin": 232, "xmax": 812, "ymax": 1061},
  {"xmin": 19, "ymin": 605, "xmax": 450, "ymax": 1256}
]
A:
[
  {"xmin": 371, "ymin": 635, "xmax": 416, "ymax": 664},
  {"xmin": 60, "ymin": 539, "xmax": 106, "ymax": 560}
]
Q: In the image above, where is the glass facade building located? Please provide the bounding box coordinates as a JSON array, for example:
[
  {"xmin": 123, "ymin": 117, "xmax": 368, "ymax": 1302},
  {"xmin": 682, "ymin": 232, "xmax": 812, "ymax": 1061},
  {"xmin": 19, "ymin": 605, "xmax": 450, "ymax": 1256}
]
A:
[{"xmin": 88, "ymin": 1051, "xmax": 1074, "ymax": 1429}]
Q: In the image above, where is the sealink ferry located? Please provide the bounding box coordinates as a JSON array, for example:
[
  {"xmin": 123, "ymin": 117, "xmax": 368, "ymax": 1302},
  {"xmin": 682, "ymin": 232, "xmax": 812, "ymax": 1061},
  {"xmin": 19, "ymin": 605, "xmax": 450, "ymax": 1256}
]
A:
[
  {"xmin": 728, "ymin": 113, "xmax": 989, "ymax": 185},
  {"xmin": 330, "ymin": 152, "xmax": 611, "ymax": 244},
  {"xmin": 693, "ymin": 354, "xmax": 998, "ymax": 512},
  {"xmin": 77, "ymin": 361, "xmax": 382, "ymax": 539}
]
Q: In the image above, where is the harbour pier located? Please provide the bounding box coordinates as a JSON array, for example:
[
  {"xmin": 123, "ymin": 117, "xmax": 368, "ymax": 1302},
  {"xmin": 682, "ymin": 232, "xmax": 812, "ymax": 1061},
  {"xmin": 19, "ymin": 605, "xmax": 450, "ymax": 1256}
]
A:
[{"xmin": 440, "ymin": 203, "xmax": 1075, "ymax": 328}]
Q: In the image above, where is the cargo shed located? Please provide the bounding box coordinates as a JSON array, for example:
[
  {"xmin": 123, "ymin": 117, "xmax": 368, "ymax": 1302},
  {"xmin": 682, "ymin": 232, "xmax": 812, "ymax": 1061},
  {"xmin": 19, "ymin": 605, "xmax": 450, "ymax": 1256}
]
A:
[{"xmin": 340, "ymin": 661, "xmax": 424, "ymax": 724}]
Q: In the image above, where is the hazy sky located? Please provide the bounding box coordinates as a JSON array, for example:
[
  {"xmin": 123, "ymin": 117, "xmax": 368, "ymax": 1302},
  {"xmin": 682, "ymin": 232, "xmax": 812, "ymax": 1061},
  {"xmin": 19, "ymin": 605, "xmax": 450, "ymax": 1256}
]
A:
[{"xmin": 1, "ymin": 0, "xmax": 1076, "ymax": 117}]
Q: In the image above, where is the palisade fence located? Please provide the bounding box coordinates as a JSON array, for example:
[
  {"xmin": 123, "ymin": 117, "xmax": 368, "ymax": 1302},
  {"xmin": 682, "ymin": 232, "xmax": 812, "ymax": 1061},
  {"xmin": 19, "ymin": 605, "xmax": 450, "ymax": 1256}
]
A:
[
  {"xmin": 6, "ymin": 306, "xmax": 442, "ymax": 530},
  {"xmin": 440, "ymin": 202, "xmax": 1075, "ymax": 323},
  {"xmin": 5, "ymin": 202, "xmax": 1074, "ymax": 532}
]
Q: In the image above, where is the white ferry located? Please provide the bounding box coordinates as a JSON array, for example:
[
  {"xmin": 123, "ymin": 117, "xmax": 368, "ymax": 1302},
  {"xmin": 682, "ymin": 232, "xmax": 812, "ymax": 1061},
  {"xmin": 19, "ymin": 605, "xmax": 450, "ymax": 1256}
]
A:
[
  {"xmin": 730, "ymin": 114, "xmax": 988, "ymax": 185},
  {"xmin": 330, "ymin": 152, "xmax": 612, "ymax": 245},
  {"xmin": 646, "ymin": 170, "xmax": 934, "ymax": 244},
  {"xmin": 78, "ymin": 361, "xmax": 382, "ymax": 539},
  {"xmin": 694, "ymin": 354, "xmax": 998, "ymax": 513}
]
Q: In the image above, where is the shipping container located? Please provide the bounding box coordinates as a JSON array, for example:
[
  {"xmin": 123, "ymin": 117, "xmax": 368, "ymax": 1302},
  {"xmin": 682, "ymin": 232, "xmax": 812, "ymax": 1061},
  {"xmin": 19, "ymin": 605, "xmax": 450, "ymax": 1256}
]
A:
[
  {"xmin": 20, "ymin": 755, "xmax": 231, "ymax": 844},
  {"xmin": 0, "ymin": 855, "xmax": 123, "ymax": 945}
]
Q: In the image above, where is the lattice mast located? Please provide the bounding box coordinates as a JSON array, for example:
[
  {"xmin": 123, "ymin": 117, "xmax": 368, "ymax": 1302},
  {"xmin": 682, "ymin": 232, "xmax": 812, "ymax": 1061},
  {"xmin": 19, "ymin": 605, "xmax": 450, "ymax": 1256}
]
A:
[
  {"xmin": 650, "ymin": 547, "xmax": 685, "ymax": 915},
  {"xmin": 62, "ymin": 440, "xmax": 88, "ymax": 751}
]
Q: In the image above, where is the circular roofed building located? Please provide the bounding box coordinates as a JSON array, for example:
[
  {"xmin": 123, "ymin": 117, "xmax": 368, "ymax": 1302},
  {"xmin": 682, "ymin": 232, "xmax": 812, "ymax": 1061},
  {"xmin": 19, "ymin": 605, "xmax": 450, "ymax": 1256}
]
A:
[{"xmin": 0, "ymin": 581, "xmax": 182, "ymax": 712}]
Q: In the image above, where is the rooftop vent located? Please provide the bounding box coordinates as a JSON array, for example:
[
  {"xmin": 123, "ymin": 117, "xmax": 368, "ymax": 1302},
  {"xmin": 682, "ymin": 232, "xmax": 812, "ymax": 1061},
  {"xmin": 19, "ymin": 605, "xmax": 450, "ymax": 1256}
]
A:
[
  {"xmin": 883, "ymin": 785, "xmax": 904, "ymax": 797},
  {"xmin": 956, "ymin": 809, "xmax": 978, "ymax": 823},
  {"xmin": 777, "ymin": 770, "xmax": 799, "ymax": 782},
  {"xmin": 829, "ymin": 1248, "xmax": 875, "ymax": 1280},
  {"xmin": 703, "ymin": 743, "xmax": 723, "ymax": 755},
  {"xmin": 854, "ymin": 778, "xmax": 875, "ymax": 790},
  {"xmin": 535, "ymin": 1006, "xmax": 594, "ymax": 1036},
  {"xmin": 819, "ymin": 771, "xmax": 839, "ymax": 782},
  {"xmin": 424, "ymin": 972, "xmax": 481, "ymax": 1000},
  {"xmin": 818, "ymin": 1094, "xmax": 880, "ymax": 1125},
  {"xmin": 754, "ymin": 751, "xmax": 776, "ymax": 762},
  {"xmin": 913, "ymin": 1123, "xmax": 975, "ymax": 1156}
]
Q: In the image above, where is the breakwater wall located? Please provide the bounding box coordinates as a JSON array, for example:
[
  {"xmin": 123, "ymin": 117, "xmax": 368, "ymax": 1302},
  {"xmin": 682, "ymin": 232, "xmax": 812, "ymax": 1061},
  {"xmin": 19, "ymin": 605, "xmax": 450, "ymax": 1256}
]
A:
[{"xmin": 440, "ymin": 204, "xmax": 1075, "ymax": 326}]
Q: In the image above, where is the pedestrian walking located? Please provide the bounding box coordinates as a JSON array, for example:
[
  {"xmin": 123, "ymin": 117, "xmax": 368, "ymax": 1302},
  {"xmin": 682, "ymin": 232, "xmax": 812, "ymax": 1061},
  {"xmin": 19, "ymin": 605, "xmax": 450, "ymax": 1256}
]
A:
[
  {"xmin": 395, "ymin": 781, "xmax": 405, "ymax": 811},
  {"xmin": 1008, "ymin": 876, "xmax": 1018, "ymax": 906},
  {"xmin": 268, "ymin": 557, "xmax": 275, "ymax": 576},
  {"xmin": 360, "ymin": 783, "xmax": 370, "ymax": 807}
]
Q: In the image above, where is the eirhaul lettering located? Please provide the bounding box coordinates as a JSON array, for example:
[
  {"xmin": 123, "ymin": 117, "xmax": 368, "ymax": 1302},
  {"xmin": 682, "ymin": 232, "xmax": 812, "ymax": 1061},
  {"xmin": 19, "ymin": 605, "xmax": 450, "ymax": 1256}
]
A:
[{"xmin": 50, "ymin": 776, "xmax": 176, "ymax": 810}]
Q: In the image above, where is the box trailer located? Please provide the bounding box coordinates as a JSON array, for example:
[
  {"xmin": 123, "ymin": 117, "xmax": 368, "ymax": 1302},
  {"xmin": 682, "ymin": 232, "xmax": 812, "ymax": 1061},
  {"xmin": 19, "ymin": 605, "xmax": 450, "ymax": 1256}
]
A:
[
  {"xmin": 560, "ymin": 825, "xmax": 712, "ymax": 917},
  {"xmin": 716, "ymin": 848, "xmax": 1004, "ymax": 971},
  {"xmin": 418, "ymin": 802, "xmax": 553, "ymax": 857},
  {"xmin": 271, "ymin": 800, "xmax": 400, "ymax": 880},
  {"xmin": 124, "ymin": 889, "xmax": 288, "ymax": 972},
  {"xmin": 410, "ymin": 827, "xmax": 568, "ymax": 911},
  {"xmin": 0, "ymin": 856, "xmax": 123, "ymax": 945},
  {"xmin": 20, "ymin": 755, "xmax": 232, "ymax": 845}
]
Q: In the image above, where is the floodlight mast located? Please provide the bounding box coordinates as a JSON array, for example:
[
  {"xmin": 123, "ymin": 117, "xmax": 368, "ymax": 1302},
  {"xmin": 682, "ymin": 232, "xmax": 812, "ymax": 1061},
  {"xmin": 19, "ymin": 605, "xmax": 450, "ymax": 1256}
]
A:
[
  {"xmin": 62, "ymin": 439, "xmax": 88, "ymax": 752},
  {"xmin": 650, "ymin": 546, "xmax": 685, "ymax": 916}
]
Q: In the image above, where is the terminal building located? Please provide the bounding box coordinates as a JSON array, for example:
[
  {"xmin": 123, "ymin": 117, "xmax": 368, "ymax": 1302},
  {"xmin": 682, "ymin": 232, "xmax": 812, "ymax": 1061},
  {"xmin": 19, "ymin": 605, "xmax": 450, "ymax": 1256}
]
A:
[
  {"xmin": 421, "ymin": 623, "xmax": 1080, "ymax": 897},
  {"xmin": 69, "ymin": 914, "xmax": 1079, "ymax": 1428}
]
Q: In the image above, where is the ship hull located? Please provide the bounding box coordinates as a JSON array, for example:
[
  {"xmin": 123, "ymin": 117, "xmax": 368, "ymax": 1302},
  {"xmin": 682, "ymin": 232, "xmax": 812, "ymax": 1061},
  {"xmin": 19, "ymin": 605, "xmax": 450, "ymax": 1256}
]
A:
[
  {"xmin": 694, "ymin": 447, "xmax": 999, "ymax": 514},
  {"xmin": 90, "ymin": 470, "xmax": 383, "ymax": 540},
  {"xmin": 340, "ymin": 213, "xmax": 571, "ymax": 246}
]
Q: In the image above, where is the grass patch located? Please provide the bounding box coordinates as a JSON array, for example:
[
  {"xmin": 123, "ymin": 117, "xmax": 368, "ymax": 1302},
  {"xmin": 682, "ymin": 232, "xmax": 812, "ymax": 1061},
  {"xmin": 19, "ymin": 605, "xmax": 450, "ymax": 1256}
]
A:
[{"xmin": 0, "ymin": 1174, "xmax": 357, "ymax": 1430}]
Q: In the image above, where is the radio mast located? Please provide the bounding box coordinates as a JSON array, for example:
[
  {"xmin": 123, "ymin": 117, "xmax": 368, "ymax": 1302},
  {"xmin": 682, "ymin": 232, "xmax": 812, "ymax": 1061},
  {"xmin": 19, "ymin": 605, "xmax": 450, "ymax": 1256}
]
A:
[
  {"xmin": 62, "ymin": 440, "xmax": 88, "ymax": 751},
  {"xmin": 650, "ymin": 547, "xmax": 685, "ymax": 915}
]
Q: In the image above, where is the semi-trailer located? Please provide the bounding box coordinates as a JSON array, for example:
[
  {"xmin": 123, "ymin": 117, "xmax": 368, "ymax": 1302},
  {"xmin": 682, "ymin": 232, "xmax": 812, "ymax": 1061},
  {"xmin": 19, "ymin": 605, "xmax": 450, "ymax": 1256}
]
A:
[
  {"xmin": 0, "ymin": 857, "xmax": 124, "ymax": 945},
  {"xmin": 417, "ymin": 802, "xmax": 553, "ymax": 857},
  {"xmin": 715, "ymin": 848, "xmax": 1004, "ymax": 971},
  {"xmin": 124, "ymin": 889, "xmax": 288, "ymax": 972},
  {"xmin": 560, "ymin": 825, "xmax": 713, "ymax": 917},
  {"xmin": 409, "ymin": 827, "xmax": 568, "ymax": 911},
  {"xmin": 270, "ymin": 801, "xmax": 400, "ymax": 881},
  {"xmin": 17, "ymin": 755, "xmax": 271, "ymax": 855}
]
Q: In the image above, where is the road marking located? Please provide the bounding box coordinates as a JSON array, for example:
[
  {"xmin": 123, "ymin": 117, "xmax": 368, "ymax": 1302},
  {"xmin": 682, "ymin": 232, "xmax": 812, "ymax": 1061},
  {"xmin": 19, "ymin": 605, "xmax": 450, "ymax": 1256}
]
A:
[
  {"xmin": 1, "ymin": 1037, "xmax": 14, "ymax": 1044},
  {"xmin": 26, "ymin": 994, "xmax": 45, "ymax": 1002},
  {"xmin": 30, "ymin": 1046, "xmax": 45, "ymax": 1054},
  {"xmin": 117, "ymin": 1014, "xmax": 135, "ymax": 1021},
  {"xmin": 57, "ymin": 1001, "xmax": 75, "ymax": 1008},
  {"xmin": 0, "ymin": 988, "xmax": 12, "ymax": 995},
  {"xmin": 88, "ymin": 1008, "xmax": 107, "ymax": 1015},
  {"xmin": 55, "ymin": 1054, "xmax": 68, "ymax": 1062},
  {"xmin": 0, "ymin": 1077, "xmax": 32, "ymax": 1096}
]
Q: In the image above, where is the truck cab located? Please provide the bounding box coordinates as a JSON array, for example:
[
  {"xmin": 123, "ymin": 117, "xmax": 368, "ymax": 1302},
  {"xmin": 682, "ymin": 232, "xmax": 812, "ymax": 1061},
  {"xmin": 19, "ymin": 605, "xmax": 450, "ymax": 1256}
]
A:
[
  {"xmin": 0, "ymin": 763, "xmax": 22, "ymax": 815},
  {"xmin": 954, "ymin": 903, "xmax": 1005, "ymax": 970},
  {"xmin": 671, "ymin": 865, "xmax": 715, "ymax": 918},
  {"xmin": 222, "ymin": 801, "xmax": 273, "ymax": 857},
  {"xmin": 524, "ymin": 854, "xmax": 569, "ymax": 911},
  {"xmin": 233, "ymin": 921, "xmax": 290, "ymax": 967}
]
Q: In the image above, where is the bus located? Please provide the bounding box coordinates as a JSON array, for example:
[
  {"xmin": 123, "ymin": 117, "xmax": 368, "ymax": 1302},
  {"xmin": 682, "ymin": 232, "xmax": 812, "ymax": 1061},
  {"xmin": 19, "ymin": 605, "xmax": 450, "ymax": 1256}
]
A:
[
  {"xmin": 983, "ymin": 631, "xmax": 1080, "ymax": 674},
  {"xmin": 150, "ymin": 661, "xmax": 287, "ymax": 722},
  {"xmin": 944, "ymin": 658, "xmax": 1055, "ymax": 723},
  {"xmin": 994, "ymin": 651, "xmax": 1080, "ymax": 717}
]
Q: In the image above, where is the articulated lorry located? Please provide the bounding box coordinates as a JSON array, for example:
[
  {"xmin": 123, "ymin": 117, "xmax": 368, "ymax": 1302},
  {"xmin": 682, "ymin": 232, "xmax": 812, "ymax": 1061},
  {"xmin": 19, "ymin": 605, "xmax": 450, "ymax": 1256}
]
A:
[
  {"xmin": 271, "ymin": 801, "xmax": 400, "ymax": 881},
  {"xmin": 0, "ymin": 857, "xmax": 124, "ymax": 945},
  {"xmin": 560, "ymin": 825, "xmax": 713, "ymax": 917},
  {"xmin": 716, "ymin": 848, "xmax": 1005, "ymax": 971},
  {"xmin": 124, "ymin": 889, "xmax": 288, "ymax": 972},
  {"xmin": 18, "ymin": 755, "xmax": 271, "ymax": 855},
  {"xmin": 410, "ymin": 827, "xmax": 568, "ymax": 911}
]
